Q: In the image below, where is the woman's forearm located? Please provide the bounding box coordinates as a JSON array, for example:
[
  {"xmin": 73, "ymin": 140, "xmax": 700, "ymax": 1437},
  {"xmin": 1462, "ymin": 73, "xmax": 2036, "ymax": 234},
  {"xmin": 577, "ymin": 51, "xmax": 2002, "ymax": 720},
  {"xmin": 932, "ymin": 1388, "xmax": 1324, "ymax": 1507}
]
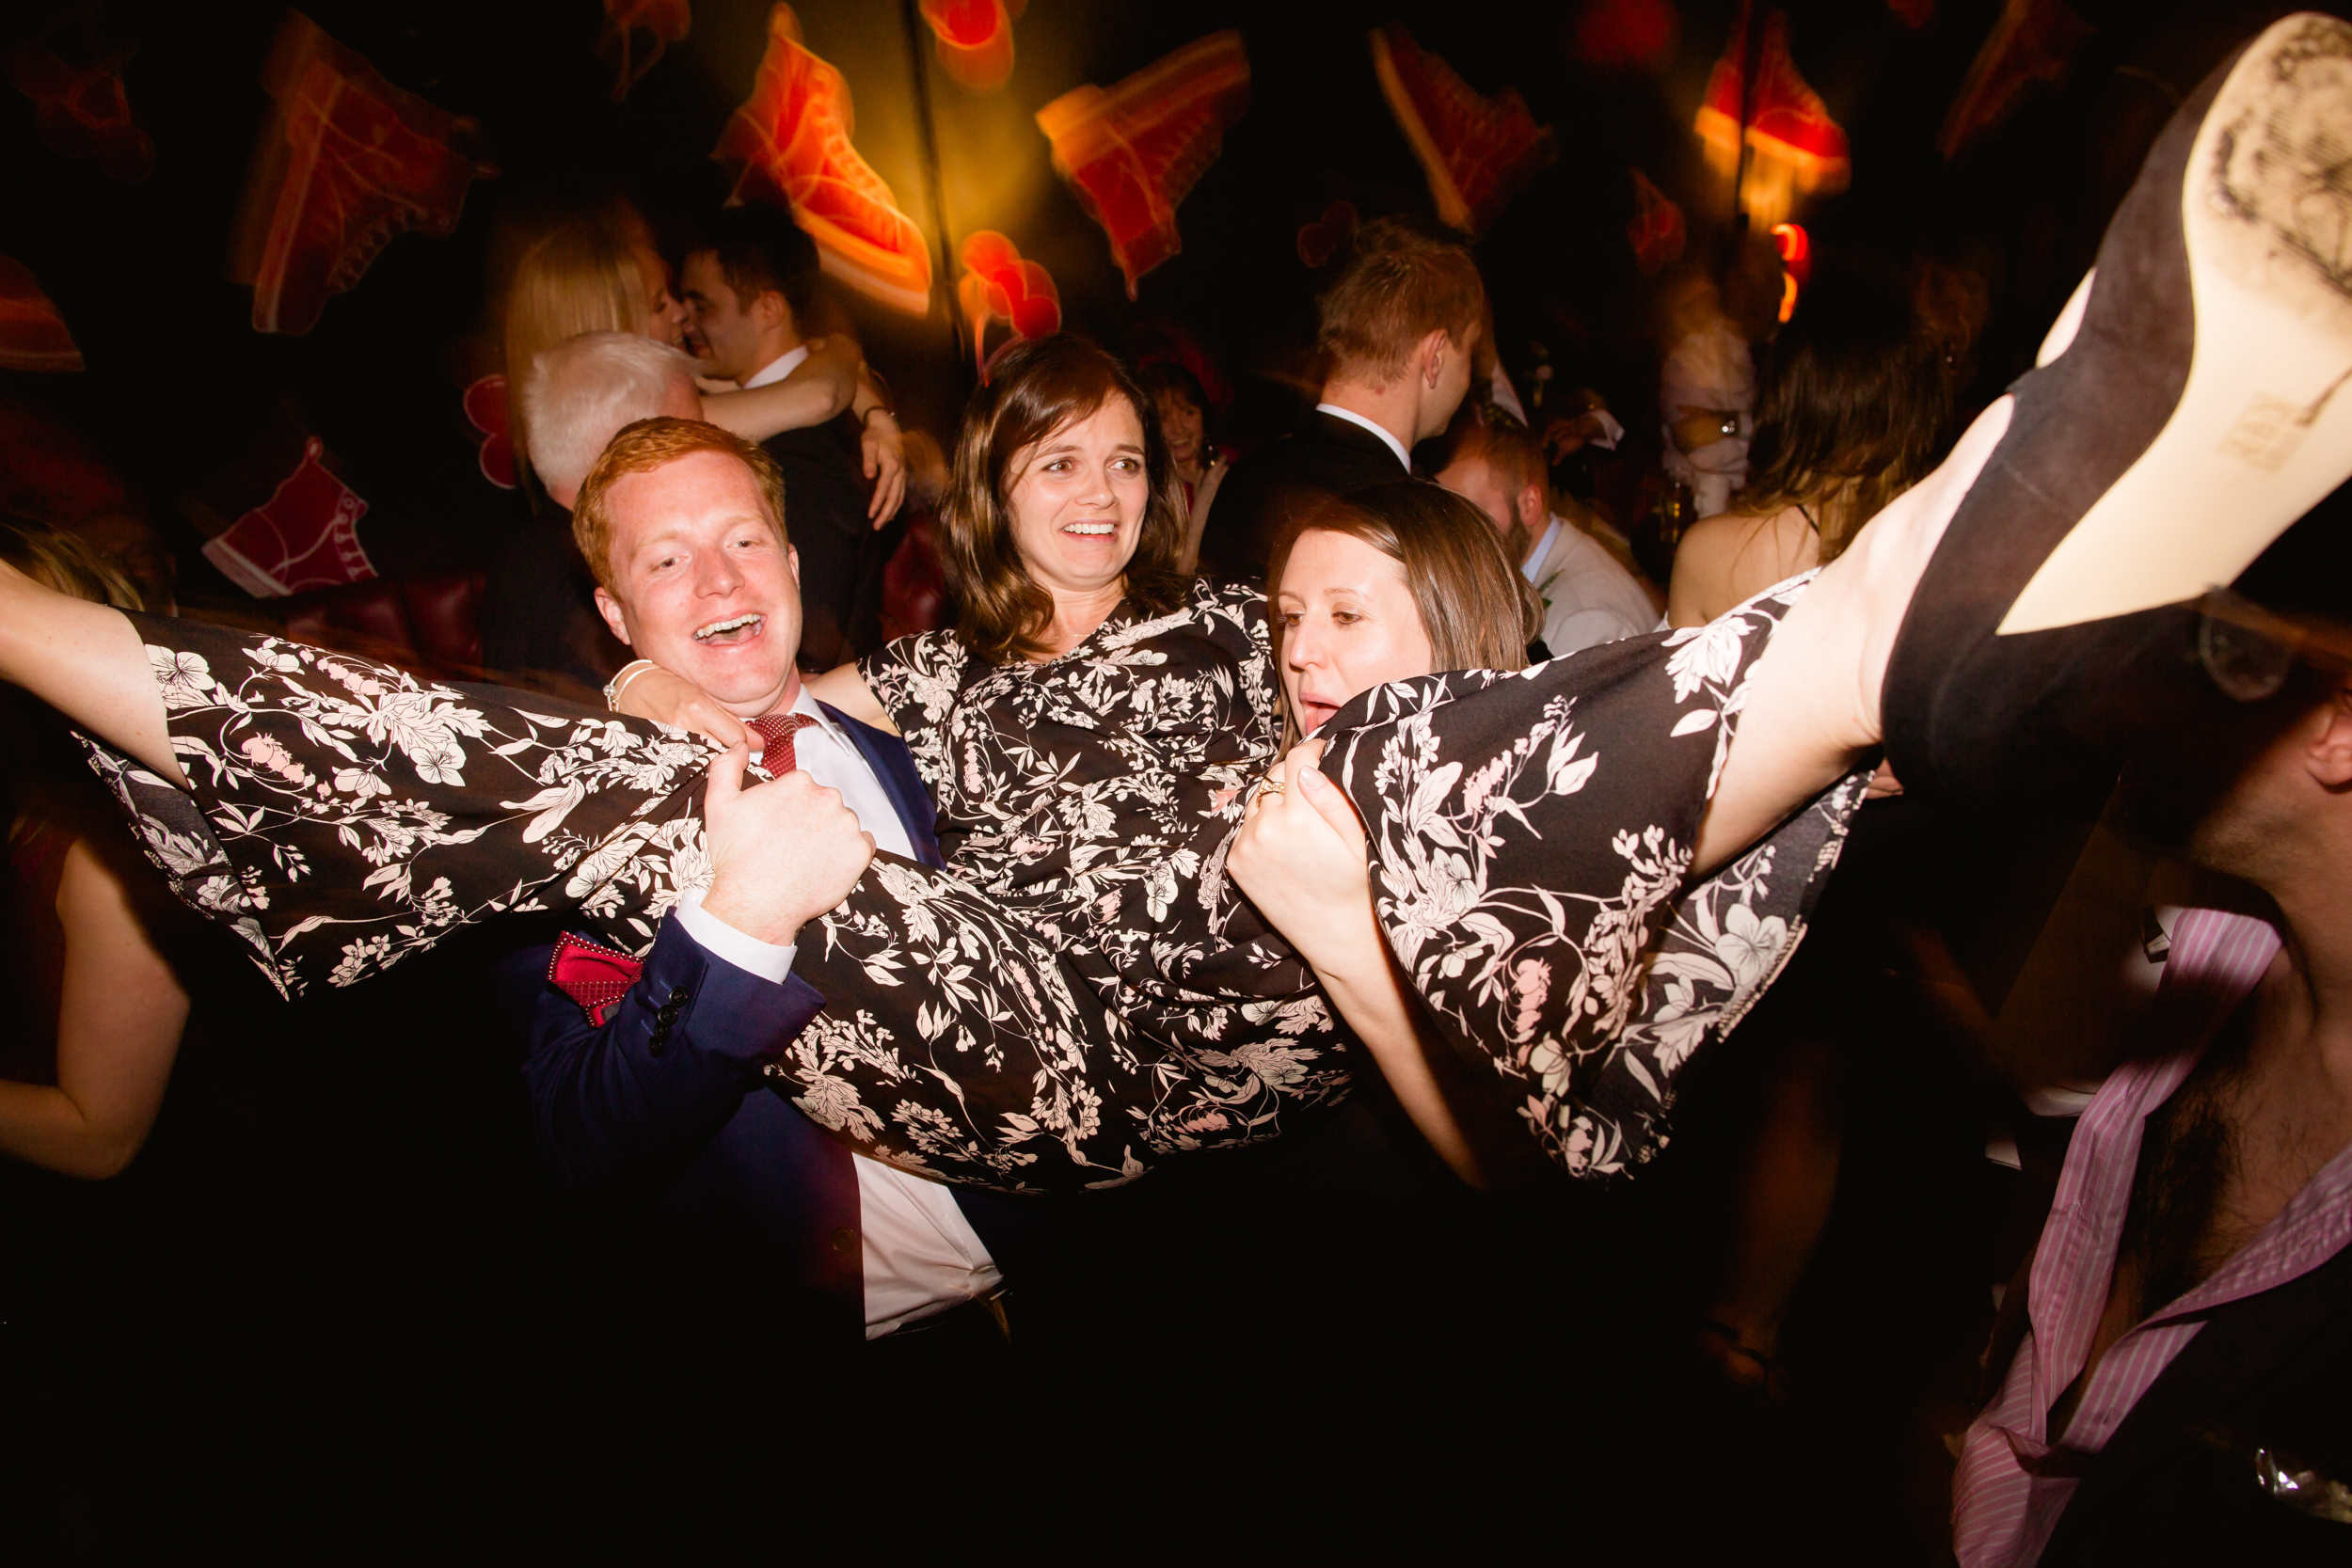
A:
[
  {"xmin": 0, "ymin": 557, "xmax": 183, "ymax": 785},
  {"xmin": 0, "ymin": 841, "xmax": 190, "ymax": 1179},
  {"xmin": 698, "ymin": 336, "xmax": 859, "ymax": 439},
  {"xmin": 0, "ymin": 1081, "xmax": 159, "ymax": 1180},
  {"xmin": 1295, "ymin": 910, "xmax": 1484, "ymax": 1187}
]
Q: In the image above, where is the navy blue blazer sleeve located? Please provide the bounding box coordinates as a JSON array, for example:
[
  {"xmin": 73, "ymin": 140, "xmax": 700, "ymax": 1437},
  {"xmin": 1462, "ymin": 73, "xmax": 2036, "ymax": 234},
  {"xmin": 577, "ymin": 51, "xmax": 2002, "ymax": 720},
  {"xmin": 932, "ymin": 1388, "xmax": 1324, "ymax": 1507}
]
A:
[{"xmin": 501, "ymin": 916, "xmax": 826, "ymax": 1196}]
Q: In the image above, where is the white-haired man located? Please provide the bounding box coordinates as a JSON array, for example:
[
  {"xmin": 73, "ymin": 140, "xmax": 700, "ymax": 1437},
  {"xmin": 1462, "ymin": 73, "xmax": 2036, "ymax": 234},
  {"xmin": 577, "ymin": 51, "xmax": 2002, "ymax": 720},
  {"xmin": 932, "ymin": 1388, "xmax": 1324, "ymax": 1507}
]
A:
[{"xmin": 480, "ymin": 332, "xmax": 702, "ymax": 700}]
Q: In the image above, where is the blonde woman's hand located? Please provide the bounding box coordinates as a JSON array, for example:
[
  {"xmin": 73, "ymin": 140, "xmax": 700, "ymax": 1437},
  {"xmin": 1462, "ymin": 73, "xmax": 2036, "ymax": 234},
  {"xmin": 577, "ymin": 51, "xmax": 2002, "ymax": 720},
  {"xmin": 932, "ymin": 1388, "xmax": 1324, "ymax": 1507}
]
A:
[
  {"xmin": 1228, "ymin": 740, "xmax": 1380, "ymax": 975},
  {"xmin": 612, "ymin": 663, "xmax": 748, "ymax": 751}
]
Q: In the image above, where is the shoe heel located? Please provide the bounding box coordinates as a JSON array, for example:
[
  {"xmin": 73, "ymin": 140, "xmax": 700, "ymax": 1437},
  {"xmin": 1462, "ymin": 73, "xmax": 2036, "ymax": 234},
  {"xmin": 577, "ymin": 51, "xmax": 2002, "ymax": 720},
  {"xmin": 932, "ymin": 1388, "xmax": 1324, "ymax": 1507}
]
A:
[{"xmin": 2003, "ymin": 13, "xmax": 2352, "ymax": 635}]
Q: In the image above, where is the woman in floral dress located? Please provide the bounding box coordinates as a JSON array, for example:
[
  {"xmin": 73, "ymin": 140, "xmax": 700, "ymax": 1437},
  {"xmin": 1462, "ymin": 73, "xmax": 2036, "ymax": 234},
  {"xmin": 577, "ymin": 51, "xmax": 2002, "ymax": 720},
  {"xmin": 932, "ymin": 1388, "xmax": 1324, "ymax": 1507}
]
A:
[{"xmin": 0, "ymin": 333, "xmax": 1965, "ymax": 1194}]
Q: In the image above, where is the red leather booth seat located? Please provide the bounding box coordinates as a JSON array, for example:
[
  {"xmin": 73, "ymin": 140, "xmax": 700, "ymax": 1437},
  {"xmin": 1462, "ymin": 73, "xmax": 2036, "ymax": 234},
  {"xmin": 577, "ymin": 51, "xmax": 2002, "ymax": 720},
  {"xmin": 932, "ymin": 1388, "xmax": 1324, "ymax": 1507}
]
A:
[
  {"xmin": 280, "ymin": 569, "xmax": 487, "ymax": 678},
  {"xmin": 880, "ymin": 508, "xmax": 946, "ymax": 642}
]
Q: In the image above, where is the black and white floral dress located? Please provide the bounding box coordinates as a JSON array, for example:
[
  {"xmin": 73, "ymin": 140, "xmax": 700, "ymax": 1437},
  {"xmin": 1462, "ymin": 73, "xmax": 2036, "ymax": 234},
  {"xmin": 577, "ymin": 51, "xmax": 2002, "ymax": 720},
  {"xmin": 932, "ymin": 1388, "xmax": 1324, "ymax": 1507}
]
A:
[{"xmin": 79, "ymin": 576, "xmax": 1864, "ymax": 1192}]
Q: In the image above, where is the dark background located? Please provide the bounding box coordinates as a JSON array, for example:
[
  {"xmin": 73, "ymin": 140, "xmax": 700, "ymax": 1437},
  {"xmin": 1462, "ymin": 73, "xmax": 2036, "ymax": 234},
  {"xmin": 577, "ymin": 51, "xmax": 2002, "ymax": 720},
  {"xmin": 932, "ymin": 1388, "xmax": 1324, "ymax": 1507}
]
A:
[
  {"xmin": 0, "ymin": 0, "xmax": 2332, "ymax": 1557},
  {"xmin": 0, "ymin": 0, "xmax": 2312, "ymax": 582}
]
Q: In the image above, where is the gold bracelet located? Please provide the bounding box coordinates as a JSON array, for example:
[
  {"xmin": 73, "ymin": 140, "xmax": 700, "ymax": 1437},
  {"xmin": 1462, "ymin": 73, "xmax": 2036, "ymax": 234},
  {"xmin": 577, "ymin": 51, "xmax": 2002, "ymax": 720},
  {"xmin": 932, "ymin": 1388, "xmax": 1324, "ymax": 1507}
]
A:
[{"xmin": 604, "ymin": 659, "xmax": 658, "ymax": 712}]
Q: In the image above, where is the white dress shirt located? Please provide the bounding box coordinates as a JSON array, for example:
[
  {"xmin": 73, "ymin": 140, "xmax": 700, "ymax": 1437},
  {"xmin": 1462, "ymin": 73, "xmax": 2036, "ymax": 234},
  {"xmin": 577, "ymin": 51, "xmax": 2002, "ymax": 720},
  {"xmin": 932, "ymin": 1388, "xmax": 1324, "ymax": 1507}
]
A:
[
  {"xmin": 1313, "ymin": 401, "xmax": 1413, "ymax": 472},
  {"xmin": 1521, "ymin": 512, "xmax": 1661, "ymax": 656},
  {"xmin": 671, "ymin": 687, "xmax": 1002, "ymax": 1338},
  {"xmin": 739, "ymin": 341, "xmax": 812, "ymax": 390}
]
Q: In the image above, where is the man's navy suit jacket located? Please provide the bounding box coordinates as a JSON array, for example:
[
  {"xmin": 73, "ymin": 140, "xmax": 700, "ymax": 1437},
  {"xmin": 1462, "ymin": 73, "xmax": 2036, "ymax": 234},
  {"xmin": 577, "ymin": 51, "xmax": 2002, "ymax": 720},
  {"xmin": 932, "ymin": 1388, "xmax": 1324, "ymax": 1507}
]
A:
[{"xmin": 498, "ymin": 702, "xmax": 1028, "ymax": 1342}]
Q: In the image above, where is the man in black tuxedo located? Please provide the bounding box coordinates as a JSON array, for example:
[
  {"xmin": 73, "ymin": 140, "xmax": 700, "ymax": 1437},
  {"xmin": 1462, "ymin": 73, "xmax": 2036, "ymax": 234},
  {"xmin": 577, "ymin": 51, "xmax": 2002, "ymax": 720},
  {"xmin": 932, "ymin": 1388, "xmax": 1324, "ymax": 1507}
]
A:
[
  {"xmin": 494, "ymin": 419, "xmax": 1035, "ymax": 1354},
  {"xmin": 679, "ymin": 206, "xmax": 895, "ymax": 672},
  {"xmin": 1196, "ymin": 216, "xmax": 1486, "ymax": 582}
]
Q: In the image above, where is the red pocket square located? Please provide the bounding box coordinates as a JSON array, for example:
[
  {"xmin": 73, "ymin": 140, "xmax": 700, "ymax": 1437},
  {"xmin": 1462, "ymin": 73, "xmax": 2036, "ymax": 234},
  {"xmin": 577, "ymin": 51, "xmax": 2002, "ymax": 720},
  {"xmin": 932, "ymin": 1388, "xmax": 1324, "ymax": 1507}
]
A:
[{"xmin": 548, "ymin": 932, "xmax": 644, "ymax": 1026}]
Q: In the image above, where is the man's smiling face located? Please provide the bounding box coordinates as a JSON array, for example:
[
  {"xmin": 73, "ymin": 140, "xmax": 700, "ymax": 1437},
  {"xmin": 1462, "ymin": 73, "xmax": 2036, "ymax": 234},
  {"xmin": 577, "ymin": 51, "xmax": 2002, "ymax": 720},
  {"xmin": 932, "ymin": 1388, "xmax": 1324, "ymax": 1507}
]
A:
[{"xmin": 593, "ymin": 448, "xmax": 804, "ymax": 718}]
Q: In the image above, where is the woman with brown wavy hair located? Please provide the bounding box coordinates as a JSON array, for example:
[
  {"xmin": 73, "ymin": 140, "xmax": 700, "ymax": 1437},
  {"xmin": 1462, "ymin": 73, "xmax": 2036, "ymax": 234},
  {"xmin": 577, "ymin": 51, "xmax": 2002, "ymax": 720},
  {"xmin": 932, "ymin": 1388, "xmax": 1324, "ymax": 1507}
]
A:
[{"xmin": 1667, "ymin": 253, "xmax": 1950, "ymax": 628}]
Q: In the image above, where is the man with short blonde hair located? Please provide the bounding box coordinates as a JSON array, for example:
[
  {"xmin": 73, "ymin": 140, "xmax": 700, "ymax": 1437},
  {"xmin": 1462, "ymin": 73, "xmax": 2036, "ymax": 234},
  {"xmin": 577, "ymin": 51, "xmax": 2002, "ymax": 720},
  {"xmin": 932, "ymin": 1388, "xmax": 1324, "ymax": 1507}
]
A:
[{"xmin": 1198, "ymin": 215, "xmax": 1486, "ymax": 580}]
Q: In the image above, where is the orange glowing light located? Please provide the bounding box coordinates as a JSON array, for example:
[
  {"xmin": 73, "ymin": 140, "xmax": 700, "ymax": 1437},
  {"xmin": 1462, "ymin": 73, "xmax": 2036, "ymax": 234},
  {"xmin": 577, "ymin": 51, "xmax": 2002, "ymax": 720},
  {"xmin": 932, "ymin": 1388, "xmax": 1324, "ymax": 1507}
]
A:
[
  {"xmin": 956, "ymin": 230, "xmax": 1059, "ymax": 377},
  {"xmin": 1695, "ymin": 4, "xmax": 1849, "ymax": 228},
  {"xmin": 1772, "ymin": 222, "xmax": 1809, "ymax": 322},
  {"xmin": 1037, "ymin": 32, "xmax": 1250, "ymax": 299},
  {"xmin": 921, "ymin": 0, "xmax": 1025, "ymax": 92},
  {"xmin": 1371, "ymin": 24, "xmax": 1556, "ymax": 237},
  {"xmin": 1771, "ymin": 221, "xmax": 1810, "ymax": 279},
  {"xmin": 715, "ymin": 5, "xmax": 933, "ymax": 315}
]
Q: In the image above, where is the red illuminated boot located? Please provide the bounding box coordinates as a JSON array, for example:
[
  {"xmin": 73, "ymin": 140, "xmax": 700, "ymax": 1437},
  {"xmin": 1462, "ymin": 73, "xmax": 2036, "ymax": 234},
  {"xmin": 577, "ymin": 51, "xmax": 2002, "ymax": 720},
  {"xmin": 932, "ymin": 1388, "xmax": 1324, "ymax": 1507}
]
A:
[
  {"xmin": 1036, "ymin": 31, "xmax": 1251, "ymax": 298},
  {"xmin": 1370, "ymin": 24, "xmax": 1555, "ymax": 237},
  {"xmin": 715, "ymin": 5, "xmax": 933, "ymax": 315},
  {"xmin": 1694, "ymin": 6, "xmax": 1849, "ymax": 195},
  {"xmin": 201, "ymin": 437, "xmax": 375, "ymax": 598},
  {"xmin": 1747, "ymin": 11, "xmax": 1848, "ymax": 192},
  {"xmin": 233, "ymin": 13, "xmax": 488, "ymax": 337}
]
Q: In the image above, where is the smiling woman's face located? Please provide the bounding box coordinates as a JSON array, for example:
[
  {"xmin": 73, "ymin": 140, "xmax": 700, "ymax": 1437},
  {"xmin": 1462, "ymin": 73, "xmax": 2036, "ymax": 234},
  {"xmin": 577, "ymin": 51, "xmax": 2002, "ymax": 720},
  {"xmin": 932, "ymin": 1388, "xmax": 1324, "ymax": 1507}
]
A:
[
  {"xmin": 1005, "ymin": 398, "xmax": 1151, "ymax": 606},
  {"xmin": 1275, "ymin": 528, "xmax": 1435, "ymax": 735},
  {"xmin": 1152, "ymin": 388, "xmax": 1203, "ymax": 467}
]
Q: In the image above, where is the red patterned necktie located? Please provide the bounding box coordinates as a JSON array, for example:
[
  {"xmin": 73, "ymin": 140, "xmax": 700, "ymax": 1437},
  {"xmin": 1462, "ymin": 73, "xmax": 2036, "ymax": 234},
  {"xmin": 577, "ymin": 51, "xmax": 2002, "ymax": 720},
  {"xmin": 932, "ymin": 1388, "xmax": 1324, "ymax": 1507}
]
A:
[
  {"xmin": 744, "ymin": 710, "xmax": 818, "ymax": 774},
  {"xmin": 545, "ymin": 713, "xmax": 817, "ymax": 1025},
  {"xmin": 548, "ymin": 932, "xmax": 642, "ymax": 1025}
]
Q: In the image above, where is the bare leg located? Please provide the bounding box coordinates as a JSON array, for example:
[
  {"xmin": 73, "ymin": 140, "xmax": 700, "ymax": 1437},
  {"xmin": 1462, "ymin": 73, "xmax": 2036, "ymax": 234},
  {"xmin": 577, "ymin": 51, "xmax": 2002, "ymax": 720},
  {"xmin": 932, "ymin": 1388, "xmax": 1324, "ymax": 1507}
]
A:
[
  {"xmin": 0, "ymin": 556, "xmax": 183, "ymax": 786},
  {"xmin": 1699, "ymin": 1030, "xmax": 1847, "ymax": 1393},
  {"xmin": 1694, "ymin": 397, "xmax": 2013, "ymax": 873}
]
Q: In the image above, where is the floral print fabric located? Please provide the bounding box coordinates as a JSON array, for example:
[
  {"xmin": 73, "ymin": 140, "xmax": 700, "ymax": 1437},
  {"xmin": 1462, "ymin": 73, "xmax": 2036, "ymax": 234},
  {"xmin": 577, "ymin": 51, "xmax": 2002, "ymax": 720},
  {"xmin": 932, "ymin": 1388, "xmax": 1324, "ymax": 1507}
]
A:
[
  {"xmin": 1313, "ymin": 573, "xmax": 1869, "ymax": 1179},
  {"xmin": 79, "ymin": 577, "xmax": 1861, "ymax": 1193},
  {"xmin": 771, "ymin": 578, "xmax": 1345, "ymax": 1187}
]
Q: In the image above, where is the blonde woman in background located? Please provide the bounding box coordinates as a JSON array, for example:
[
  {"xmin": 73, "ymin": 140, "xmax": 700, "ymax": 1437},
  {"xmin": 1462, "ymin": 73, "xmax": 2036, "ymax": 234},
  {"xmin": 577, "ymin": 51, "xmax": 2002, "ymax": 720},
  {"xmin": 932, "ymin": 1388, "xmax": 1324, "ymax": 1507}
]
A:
[{"xmin": 502, "ymin": 206, "xmax": 904, "ymax": 521}]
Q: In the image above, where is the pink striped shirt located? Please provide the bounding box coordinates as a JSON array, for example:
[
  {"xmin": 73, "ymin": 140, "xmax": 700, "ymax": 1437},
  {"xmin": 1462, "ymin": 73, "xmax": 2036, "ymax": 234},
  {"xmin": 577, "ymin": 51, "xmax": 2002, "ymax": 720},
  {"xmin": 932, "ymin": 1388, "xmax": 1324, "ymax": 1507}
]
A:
[{"xmin": 1951, "ymin": 907, "xmax": 2352, "ymax": 1565}]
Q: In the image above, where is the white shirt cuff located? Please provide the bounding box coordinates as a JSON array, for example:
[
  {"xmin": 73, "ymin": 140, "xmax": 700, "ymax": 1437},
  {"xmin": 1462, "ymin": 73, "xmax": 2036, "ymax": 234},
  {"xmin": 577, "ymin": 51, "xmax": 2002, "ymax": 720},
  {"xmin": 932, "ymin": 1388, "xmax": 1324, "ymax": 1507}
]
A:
[{"xmin": 672, "ymin": 887, "xmax": 798, "ymax": 984}]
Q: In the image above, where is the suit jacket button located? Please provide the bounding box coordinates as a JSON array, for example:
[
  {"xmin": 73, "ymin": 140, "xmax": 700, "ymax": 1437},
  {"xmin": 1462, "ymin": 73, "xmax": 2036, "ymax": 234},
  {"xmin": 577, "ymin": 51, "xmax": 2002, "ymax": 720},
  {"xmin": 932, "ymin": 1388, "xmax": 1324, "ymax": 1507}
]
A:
[
  {"xmin": 831, "ymin": 1228, "xmax": 856, "ymax": 1255},
  {"xmin": 668, "ymin": 987, "xmax": 689, "ymax": 1004}
]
